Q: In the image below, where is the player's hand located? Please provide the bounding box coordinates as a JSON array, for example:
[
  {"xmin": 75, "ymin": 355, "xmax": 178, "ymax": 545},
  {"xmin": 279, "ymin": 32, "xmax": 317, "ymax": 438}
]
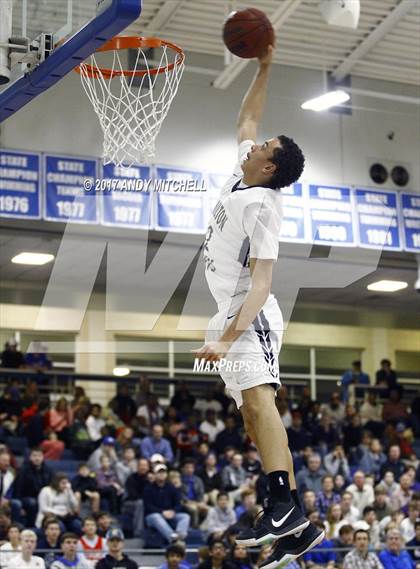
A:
[
  {"xmin": 258, "ymin": 44, "xmax": 275, "ymax": 66},
  {"xmin": 191, "ymin": 341, "xmax": 231, "ymax": 362}
]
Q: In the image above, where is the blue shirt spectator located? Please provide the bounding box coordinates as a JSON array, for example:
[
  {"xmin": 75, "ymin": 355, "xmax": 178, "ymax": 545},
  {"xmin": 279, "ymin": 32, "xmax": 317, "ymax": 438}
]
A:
[
  {"xmin": 379, "ymin": 549, "xmax": 413, "ymax": 569},
  {"xmin": 340, "ymin": 361, "xmax": 369, "ymax": 402},
  {"xmin": 379, "ymin": 529, "xmax": 414, "ymax": 569},
  {"xmin": 24, "ymin": 346, "xmax": 52, "ymax": 370},
  {"xmin": 140, "ymin": 424, "xmax": 174, "ymax": 463}
]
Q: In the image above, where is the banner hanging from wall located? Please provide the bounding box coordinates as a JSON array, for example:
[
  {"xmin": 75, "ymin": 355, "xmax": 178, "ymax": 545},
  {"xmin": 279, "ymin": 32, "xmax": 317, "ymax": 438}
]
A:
[
  {"xmin": 0, "ymin": 150, "xmax": 41, "ymax": 219},
  {"xmin": 155, "ymin": 166, "xmax": 206, "ymax": 233},
  {"xmin": 354, "ymin": 189, "xmax": 401, "ymax": 250},
  {"xmin": 399, "ymin": 192, "xmax": 420, "ymax": 253},
  {"xmin": 308, "ymin": 184, "xmax": 355, "ymax": 246},
  {"xmin": 279, "ymin": 183, "xmax": 307, "ymax": 243},
  {"xmin": 2, "ymin": 147, "xmax": 420, "ymax": 254},
  {"xmin": 101, "ymin": 163, "xmax": 152, "ymax": 228},
  {"xmin": 44, "ymin": 154, "xmax": 98, "ymax": 223}
]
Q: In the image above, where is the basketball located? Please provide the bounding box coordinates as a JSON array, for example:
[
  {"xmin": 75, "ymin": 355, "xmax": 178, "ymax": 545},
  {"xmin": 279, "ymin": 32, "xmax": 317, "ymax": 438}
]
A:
[{"xmin": 223, "ymin": 8, "xmax": 275, "ymax": 59}]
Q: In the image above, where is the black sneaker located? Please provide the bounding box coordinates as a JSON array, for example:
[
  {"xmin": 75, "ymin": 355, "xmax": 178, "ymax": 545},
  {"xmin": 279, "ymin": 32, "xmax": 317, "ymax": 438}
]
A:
[
  {"xmin": 259, "ymin": 523, "xmax": 325, "ymax": 569},
  {"xmin": 235, "ymin": 500, "xmax": 309, "ymax": 546}
]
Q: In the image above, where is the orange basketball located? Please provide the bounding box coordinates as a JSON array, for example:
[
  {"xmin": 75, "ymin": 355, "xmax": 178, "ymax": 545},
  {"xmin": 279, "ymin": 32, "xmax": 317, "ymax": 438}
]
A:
[{"xmin": 223, "ymin": 8, "xmax": 275, "ymax": 59}]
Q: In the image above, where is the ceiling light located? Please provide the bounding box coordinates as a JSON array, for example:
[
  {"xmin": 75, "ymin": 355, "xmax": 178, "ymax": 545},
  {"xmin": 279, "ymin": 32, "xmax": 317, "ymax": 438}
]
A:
[
  {"xmin": 113, "ymin": 367, "xmax": 130, "ymax": 377},
  {"xmin": 301, "ymin": 90, "xmax": 350, "ymax": 112},
  {"xmin": 367, "ymin": 280, "xmax": 408, "ymax": 292},
  {"xmin": 11, "ymin": 252, "xmax": 54, "ymax": 265},
  {"xmin": 319, "ymin": 0, "xmax": 360, "ymax": 29}
]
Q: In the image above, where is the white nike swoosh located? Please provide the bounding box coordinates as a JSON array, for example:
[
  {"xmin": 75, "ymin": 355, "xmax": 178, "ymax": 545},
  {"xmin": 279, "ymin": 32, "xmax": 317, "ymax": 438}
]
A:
[{"xmin": 271, "ymin": 507, "xmax": 294, "ymax": 528}]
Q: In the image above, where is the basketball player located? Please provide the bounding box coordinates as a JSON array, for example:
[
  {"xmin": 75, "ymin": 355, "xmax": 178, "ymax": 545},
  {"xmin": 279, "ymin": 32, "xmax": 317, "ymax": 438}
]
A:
[{"xmin": 194, "ymin": 46, "xmax": 325, "ymax": 568}]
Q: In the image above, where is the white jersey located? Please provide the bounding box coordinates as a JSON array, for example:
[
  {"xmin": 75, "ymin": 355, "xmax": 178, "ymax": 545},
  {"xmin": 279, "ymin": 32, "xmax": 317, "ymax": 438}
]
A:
[
  {"xmin": 204, "ymin": 140, "xmax": 282, "ymax": 309},
  {"xmin": 8, "ymin": 555, "xmax": 45, "ymax": 569}
]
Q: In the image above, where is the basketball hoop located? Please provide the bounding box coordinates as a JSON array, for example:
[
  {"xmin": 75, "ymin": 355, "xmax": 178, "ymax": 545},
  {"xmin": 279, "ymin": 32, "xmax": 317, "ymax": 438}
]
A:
[{"xmin": 75, "ymin": 36, "xmax": 185, "ymax": 167}]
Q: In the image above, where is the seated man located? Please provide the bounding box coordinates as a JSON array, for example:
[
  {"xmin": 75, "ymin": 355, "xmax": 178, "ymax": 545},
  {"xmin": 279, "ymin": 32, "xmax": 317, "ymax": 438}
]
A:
[
  {"xmin": 143, "ymin": 464, "xmax": 190, "ymax": 543},
  {"xmin": 157, "ymin": 543, "xmax": 192, "ymax": 569},
  {"xmin": 37, "ymin": 518, "xmax": 62, "ymax": 569},
  {"xmin": 343, "ymin": 529, "xmax": 383, "ymax": 569},
  {"xmin": 204, "ymin": 492, "xmax": 236, "ymax": 540},
  {"xmin": 180, "ymin": 459, "xmax": 208, "ymax": 528},
  {"xmin": 379, "ymin": 529, "xmax": 414, "ymax": 569},
  {"xmin": 302, "ymin": 490, "xmax": 317, "ymax": 515},
  {"xmin": 331, "ymin": 524, "xmax": 354, "ymax": 567},
  {"xmin": 197, "ymin": 540, "xmax": 235, "ymax": 569},
  {"xmin": 346, "ymin": 471, "xmax": 374, "ymax": 518},
  {"xmin": 95, "ymin": 529, "xmax": 137, "ymax": 569},
  {"xmin": 51, "ymin": 533, "xmax": 91, "ymax": 569},
  {"xmin": 13, "ymin": 448, "xmax": 53, "ymax": 527},
  {"xmin": 8, "ymin": 529, "xmax": 45, "ymax": 569},
  {"xmin": 123, "ymin": 457, "xmax": 150, "ymax": 538},
  {"xmin": 140, "ymin": 425, "xmax": 174, "ymax": 464}
]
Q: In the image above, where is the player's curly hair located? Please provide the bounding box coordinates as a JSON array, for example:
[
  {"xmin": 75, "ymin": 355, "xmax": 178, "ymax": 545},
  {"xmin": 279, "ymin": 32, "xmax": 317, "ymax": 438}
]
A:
[{"xmin": 268, "ymin": 135, "xmax": 305, "ymax": 190}]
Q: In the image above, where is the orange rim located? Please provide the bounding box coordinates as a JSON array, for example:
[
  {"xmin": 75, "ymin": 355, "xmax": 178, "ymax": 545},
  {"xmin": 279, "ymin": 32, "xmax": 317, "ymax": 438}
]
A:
[{"xmin": 74, "ymin": 36, "xmax": 185, "ymax": 79}]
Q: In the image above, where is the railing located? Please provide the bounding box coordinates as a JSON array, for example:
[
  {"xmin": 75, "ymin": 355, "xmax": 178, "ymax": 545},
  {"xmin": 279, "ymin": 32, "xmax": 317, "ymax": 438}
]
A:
[{"xmin": 0, "ymin": 365, "xmax": 418, "ymax": 404}]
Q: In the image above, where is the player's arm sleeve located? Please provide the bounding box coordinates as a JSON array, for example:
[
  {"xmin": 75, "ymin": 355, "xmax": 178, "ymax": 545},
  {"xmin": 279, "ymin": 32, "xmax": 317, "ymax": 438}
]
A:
[
  {"xmin": 218, "ymin": 140, "xmax": 255, "ymax": 200},
  {"xmin": 243, "ymin": 198, "xmax": 281, "ymax": 260},
  {"xmin": 231, "ymin": 139, "xmax": 255, "ymax": 177}
]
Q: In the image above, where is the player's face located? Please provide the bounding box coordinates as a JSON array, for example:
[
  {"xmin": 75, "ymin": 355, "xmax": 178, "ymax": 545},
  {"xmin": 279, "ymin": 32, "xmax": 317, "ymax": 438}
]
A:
[{"xmin": 242, "ymin": 138, "xmax": 281, "ymax": 179}]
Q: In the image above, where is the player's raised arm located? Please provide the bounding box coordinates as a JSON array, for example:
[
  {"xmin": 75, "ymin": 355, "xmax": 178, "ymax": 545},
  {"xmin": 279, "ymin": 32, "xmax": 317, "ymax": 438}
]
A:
[{"xmin": 237, "ymin": 45, "xmax": 275, "ymax": 144}]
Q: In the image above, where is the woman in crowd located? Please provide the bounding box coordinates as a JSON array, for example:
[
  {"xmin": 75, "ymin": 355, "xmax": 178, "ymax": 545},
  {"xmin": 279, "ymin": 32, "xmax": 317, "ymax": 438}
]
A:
[
  {"xmin": 48, "ymin": 398, "xmax": 74, "ymax": 446},
  {"xmin": 325, "ymin": 503, "xmax": 345, "ymax": 540},
  {"xmin": 37, "ymin": 473, "xmax": 81, "ymax": 533}
]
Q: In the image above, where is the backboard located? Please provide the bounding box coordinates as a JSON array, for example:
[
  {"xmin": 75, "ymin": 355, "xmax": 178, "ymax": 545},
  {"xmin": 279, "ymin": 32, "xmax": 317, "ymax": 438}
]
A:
[{"xmin": 0, "ymin": 0, "xmax": 142, "ymax": 121}]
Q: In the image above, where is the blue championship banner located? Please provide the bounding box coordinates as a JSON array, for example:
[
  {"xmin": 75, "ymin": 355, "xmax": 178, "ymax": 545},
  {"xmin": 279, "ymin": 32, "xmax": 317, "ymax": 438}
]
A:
[
  {"xmin": 155, "ymin": 166, "xmax": 206, "ymax": 233},
  {"xmin": 308, "ymin": 184, "xmax": 354, "ymax": 245},
  {"xmin": 44, "ymin": 154, "xmax": 98, "ymax": 223},
  {"xmin": 279, "ymin": 183, "xmax": 307, "ymax": 242},
  {"xmin": 355, "ymin": 189, "xmax": 401, "ymax": 250},
  {"xmin": 0, "ymin": 150, "xmax": 41, "ymax": 219},
  {"xmin": 400, "ymin": 192, "xmax": 420, "ymax": 253},
  {"xmin": 101, "ymin": 164, "xmax": 151, "ymax": 228}
]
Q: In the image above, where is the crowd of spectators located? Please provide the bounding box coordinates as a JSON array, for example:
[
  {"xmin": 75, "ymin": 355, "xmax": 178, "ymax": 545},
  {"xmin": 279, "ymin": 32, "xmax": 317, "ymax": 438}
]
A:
[{"xmin": 0, "ymin": 347, "xmax": 419, "ymax": 569}]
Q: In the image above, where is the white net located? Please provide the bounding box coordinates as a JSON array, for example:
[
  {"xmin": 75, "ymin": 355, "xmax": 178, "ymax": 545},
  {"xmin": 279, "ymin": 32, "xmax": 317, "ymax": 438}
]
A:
[{"xmin": 78, "ymin": 40, "xmax": 185, "ymax": 167}]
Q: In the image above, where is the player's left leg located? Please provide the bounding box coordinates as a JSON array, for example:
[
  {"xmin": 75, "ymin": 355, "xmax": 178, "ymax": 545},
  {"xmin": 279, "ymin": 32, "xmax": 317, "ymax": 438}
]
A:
[
  {"xmin": 238, "ymin": 385, "xmax": 324, "ymax": 568},
  {"xmin": 245, "ymin": 416, "xmax": 298, "ymax": 505},
  {"xmin": 236, "ymin": 384, "xmax": 309, "ymax": 546}
]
